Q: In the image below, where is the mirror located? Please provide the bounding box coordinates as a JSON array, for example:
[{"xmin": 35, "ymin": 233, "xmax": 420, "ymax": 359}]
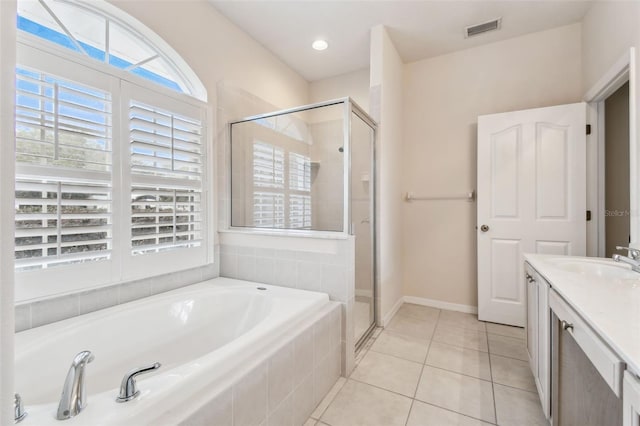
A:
[{"xmin": 230, "ymin": 103, "xmax": 345, "ymax": 232}]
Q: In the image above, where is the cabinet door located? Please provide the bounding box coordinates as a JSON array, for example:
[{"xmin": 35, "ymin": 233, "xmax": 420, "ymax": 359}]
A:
[
  {"xmin": 536, "ymin": 276, "xmax": 551, "ymax": 418},
  {"xmin": 624, "ymin": 371, "xmax": 640, "ymax": 426},
  {"xmin": 526, "ymin": 268, "xmax": 538, "ymax": 379}
]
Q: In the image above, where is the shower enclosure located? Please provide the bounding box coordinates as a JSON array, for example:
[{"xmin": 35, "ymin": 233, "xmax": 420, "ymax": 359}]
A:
[{"xmin": 228, "ymin": 98, "xmax": 377, "ymax": 346}]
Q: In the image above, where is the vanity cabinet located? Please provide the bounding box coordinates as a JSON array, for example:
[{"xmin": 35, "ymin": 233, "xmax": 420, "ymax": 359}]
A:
[
  {"xmin": 624, "ymin": 371, "xmax": 640, "ymax": 426},
  {"xmin": 525, "ymin": 262, "xmax": 551, "ymax": 419},
  {"xmin": 525, "ymin": 254, "xmax": 640, "ymax": 426},
  {"xmin": 550, "ymin": 289, "xmax": 624, "ymax": 425}
]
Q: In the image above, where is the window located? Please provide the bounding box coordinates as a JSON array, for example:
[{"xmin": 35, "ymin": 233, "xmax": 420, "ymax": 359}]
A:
[
  {"xmin": 17, "ymin": 0, "xmax": 206, "ymax": 100},
  {"xmin": 14, "ymin": 0, "xmax": 208, "ymax": 298},
  {"xmin": 251, "ymin": 142, "xmax": 311, "ymax": 229},
  {"xmin": 129, "ymin": 100, "xmax": 203, "ymax": 254},
  {"xmin": 15, "ymin": 64, "xmax": 113, "ymax": 272}
]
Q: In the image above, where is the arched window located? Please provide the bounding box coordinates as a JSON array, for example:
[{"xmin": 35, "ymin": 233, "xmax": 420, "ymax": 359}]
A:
[
  {"xmin": 17, "ymin": 0, "xmax": 206, "ymax": 101},
  {"xmin": 14, "ymin": 0, "xmax": 210, "ymax": 300}
]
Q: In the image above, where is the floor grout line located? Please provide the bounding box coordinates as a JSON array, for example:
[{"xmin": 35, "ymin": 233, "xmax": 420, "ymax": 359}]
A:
[
  {"xmin": 311, "ymin": 377, "xmax": 348, "ymax": 423},
  {"xmin": 367, "ymin": 346, "xmax": 431, "ymax": 365},
  {"xmin": 403, "ymin": 309, "xmax": 440, "ymax": 425},
  {"xmin": 404, "ymin": 399, "xmax": 416, "ymax": 426},
  {"xmin": 487, "ymin": 322, "xmax": 500, "ymax": 426},
  {"xmin": 348, "ymin": 376, "xmax": 417, "ymax": 400},
  {"xmin": 320, "ymin": 305, "xmax": 539, "ymax": 426}
]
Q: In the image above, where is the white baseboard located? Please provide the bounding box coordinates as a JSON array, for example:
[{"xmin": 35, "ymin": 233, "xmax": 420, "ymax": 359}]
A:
[
  {"xmin": 404, "ymin": 296, "xmax": 478, "ymax": 314},
  {"xmin": 382, "ymin": 296, "xmax": 404, "ymax": 327}
]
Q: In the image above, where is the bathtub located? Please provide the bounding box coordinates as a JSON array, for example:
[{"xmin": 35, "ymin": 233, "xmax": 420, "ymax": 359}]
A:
[{"xmin": 15, "ymin": 277, "xmax": 342, "ymax": 425}]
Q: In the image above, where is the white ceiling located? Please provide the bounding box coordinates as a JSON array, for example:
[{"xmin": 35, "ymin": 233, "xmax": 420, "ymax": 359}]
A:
[{"xmin": 210, "ymin": 1, "xmax": 593, "ymax": 82}]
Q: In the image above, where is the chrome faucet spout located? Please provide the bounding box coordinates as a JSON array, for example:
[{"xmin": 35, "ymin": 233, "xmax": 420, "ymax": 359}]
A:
[
  {"xmin": 57, "ymin": 350, "xmax": 94, "ymax": 420},
  {"xmin": 612, "ymin": 253, "xmax": 640, "ymax": 273}
]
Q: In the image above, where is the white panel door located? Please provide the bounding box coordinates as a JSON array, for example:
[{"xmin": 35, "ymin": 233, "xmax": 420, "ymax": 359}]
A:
[{"xmin": 478, "ymin": 103, "xmax": 586, "ymax": 326}]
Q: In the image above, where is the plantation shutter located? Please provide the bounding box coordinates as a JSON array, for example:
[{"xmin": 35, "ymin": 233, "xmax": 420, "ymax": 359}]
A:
[
  {"xmin": 250, "ymin": 142, "xmax": 312, "ymax": 229},
  {"xmin": 128, "ymin": 96, "xmax": 204, "ymax": 255},
  {"xmin": 15, "ymin": 66, "xmax": 112, "ymax": 271},
  {"xmin": 252, "ymin": 142, "xmax": 285, "ymax": 227},
  {"xmin": 289, "ymin": 152, "xmax": 311, "ymax": 228}
]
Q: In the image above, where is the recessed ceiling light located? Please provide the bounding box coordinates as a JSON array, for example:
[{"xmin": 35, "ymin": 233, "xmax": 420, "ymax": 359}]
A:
[{"xmin": 312, "ymin": 39, "xmax": 328, "ymax": 51}]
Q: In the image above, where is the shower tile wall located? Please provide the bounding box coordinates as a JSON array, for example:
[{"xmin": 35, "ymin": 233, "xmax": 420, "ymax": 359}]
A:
[{"xmin": 219, "ymin": 237, "xmax": 356, "ymax": 375}]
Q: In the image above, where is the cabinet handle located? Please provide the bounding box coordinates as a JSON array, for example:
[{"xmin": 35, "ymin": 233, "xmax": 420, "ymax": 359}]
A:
[
  {"xmin": 525, "ymin": 273, "xmax": 535, "ymax": 283},
  {"xmin": 561, "ymin": 320, "xmax": 574, "ymax": 332}
]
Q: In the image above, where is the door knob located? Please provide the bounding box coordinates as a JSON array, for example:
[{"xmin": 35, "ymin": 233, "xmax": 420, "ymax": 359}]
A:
[{"xmin": 480, "ymin": 225, "xmax": 489, "ymax": 232}]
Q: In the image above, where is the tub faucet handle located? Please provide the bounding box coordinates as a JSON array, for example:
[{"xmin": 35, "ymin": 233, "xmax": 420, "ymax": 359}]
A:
[
  {"xmin": 14, "ymin": 393, "xmax": 27, "ymax": 423},
  {"xmin": 116, "ymin": 362, "xmax": 161, "ymax": 403}
]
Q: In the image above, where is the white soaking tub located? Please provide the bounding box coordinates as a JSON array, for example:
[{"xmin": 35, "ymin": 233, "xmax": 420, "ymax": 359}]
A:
[{"xmin": 15, "ymin": 277, "xmax": 342, "ymax": 425}]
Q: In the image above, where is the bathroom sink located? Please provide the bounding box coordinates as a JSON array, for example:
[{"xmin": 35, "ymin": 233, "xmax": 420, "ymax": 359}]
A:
[{"xmin": 545, "ymin": 257, "xmax": 639, "ymax": 279}]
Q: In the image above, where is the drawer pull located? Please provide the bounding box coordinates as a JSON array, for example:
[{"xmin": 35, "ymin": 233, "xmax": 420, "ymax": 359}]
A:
[{"xmin": 562, "ymin": 320, "xmax": 574, "ymax": 332}]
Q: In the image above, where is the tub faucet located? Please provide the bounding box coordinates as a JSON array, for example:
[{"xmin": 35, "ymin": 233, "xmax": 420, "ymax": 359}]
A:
[
  {"xmin": 116, "ymin": 362, "xmax": 161, "ymax": 402},
  {"xmin": 57, "ymin": 350, "xmax": 94, "ymax": 420},
  {"xmin": 613, "ymin": 246, "xmax": 640, "ymax": 273},
  {"xmin": 14, "ymin": 393, "xmax": 27, "ymax": 423}
]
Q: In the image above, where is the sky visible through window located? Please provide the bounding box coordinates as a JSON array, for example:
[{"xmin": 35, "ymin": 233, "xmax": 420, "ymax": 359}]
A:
[{"xmin": 17, "ymin": 15, "xmax": 181, "ymax": 92}]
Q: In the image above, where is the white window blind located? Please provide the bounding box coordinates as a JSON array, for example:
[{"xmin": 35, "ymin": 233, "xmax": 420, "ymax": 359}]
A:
[
  {"xmin": 129, "ymin": 99, "xmax": 204, "ymax": 255},
  {"xmin": 251, "ymin": 141, "xmax": 312, "ymax": 229},
  {"xmin": 129, "ymin": 101, "xmax": 202, "ymax": 180},
  {"xmin": 131, "ymin": 186, "xmax": 201, "ymax": 254},
  {"xmin": 16, "ymin": 67, "xmax": 112, "ymax": 171},
  {"xmin": 253, "ymin": 192, "xmax": 285, "ymax": 228},
  {"xmin": 15, "ymin": 66, "xmax": 112, "ymax": 271},
  {"xmin": 290, "ymin": 194, "xmax": 312, "ymax": 229},
  {"xmin": 289, "ymin": 152, "xmax": 311, "ymax": 192},
  {"xmin": 253, "ymin": 141, "xmax": 284, "ymax": 189},
  {"xmin": 15, "ymin": 179, "xmax": 112, "ymax": 270}
]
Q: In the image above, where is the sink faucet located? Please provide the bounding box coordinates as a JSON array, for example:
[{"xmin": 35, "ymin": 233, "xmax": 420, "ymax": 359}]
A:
[
  {"xmin": 57, "ymin": 350, "xmax": 94, "ymax": 420},
  {"xmin": 612, "ymin": 246, "xmax": 640, "ymax": 272}
]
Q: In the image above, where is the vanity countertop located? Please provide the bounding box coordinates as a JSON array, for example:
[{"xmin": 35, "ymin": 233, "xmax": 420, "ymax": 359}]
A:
[{"xmin": 524, "ymin": 254, "xmax": 640, "ymax": 374}]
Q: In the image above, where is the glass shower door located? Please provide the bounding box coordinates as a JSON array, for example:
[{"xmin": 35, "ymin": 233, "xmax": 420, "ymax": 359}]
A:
[{"xmin": 351, "ymin": 111, "xmax": 375, "ymax": 346}]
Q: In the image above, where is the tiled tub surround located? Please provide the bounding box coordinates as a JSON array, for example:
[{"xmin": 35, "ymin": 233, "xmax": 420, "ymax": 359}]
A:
[
  {"xmin": 15, "ymin": 259, "xmax": 220, "ymax": 332},
  {"xmin": 219, "ymin": 238, "xmax": 356, "ymax": 374},
  {"xmin": 306, "ymin": 303, "xmax": 549, "ymax": 426},
  {"xmin": 16, "ymin": 278, "xmax": 342, "ymax": 425}
]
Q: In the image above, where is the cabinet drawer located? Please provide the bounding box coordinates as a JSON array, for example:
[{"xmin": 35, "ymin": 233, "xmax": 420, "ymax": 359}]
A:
[{"xmin": 550, "ymin": 290, "xmax": 625, "ymax": 397}]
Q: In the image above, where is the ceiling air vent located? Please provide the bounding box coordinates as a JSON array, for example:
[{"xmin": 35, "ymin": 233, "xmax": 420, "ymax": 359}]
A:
[{"xmin": 465, "ymin": 18, "xmax": 502, "ymax": 38}]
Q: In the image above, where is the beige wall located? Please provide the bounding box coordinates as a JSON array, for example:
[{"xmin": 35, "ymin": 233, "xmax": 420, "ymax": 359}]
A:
[
  {"xmin": 310, "ymin": 68, "xmax": 370, "ymax": 112},
  {"xmin": 370, "ymin": 26, "xmax": 405, "ymax": 324},
  {"xmin": 402, "ymin": 23, "xmax": 583, "ymax": 308},
  {"xmin": 110, "ymin": 1, "xmax": 309, "ymax": 111},
  {"xmin": 582, "ymin": 2, "xmax": 640, "ymax": 95}
]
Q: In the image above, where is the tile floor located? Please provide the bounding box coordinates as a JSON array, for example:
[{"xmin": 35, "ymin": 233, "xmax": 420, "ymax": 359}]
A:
[{"xmin": 304, "ymin": 303, "xmax": 550, "ymax": 426}]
